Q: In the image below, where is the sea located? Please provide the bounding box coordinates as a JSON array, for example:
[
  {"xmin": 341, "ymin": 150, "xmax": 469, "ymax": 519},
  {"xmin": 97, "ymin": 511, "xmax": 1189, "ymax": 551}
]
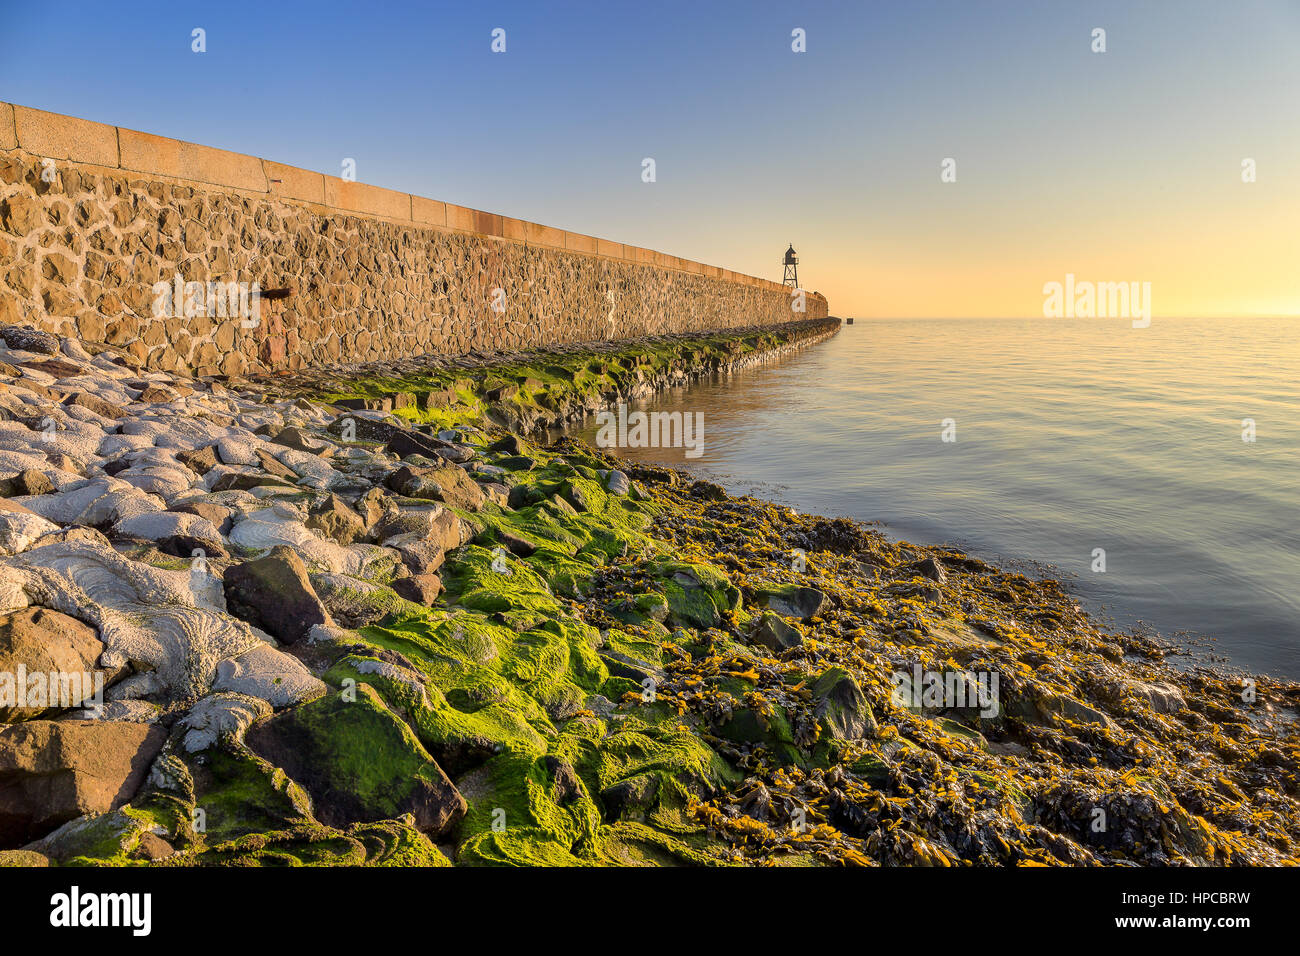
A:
[{"xmin": 567, "ymin": 316, "xmax": 1300, "ymax": 680}]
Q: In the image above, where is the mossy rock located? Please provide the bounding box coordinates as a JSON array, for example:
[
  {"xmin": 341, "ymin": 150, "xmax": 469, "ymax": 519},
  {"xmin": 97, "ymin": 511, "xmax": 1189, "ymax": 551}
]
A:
[{"xmin": 245, "ymin": 684, "xmax": 467, "ymax": 839}]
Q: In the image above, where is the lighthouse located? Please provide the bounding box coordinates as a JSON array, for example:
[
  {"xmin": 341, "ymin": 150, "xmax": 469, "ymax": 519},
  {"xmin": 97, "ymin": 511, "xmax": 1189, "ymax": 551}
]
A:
[{"xmin": 782, "ymin": 244, "xmax": 799, "ymax": 288}]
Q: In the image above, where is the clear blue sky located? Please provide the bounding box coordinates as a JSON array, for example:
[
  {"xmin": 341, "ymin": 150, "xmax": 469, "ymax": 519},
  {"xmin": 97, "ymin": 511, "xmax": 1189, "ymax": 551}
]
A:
[{"xmin": 3, "ymin": 0, "xmax": 1297, "ymax": 317}]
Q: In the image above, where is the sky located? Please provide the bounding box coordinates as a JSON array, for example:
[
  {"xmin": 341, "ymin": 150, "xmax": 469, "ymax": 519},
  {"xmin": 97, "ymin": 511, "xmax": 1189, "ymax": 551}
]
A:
[{"xmin": 2, "ymin": 0, "xmax": 1297, "ymax": 318}]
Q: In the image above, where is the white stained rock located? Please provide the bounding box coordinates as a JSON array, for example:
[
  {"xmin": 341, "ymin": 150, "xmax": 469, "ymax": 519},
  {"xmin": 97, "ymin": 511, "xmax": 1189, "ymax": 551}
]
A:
[
  {"xmin": 64, "ymin": 699, "xmax": 162, "ymax": 723},
  {"xmin": 114, "ymin": 510, "xmax": 223, "ymax": 545},
  {"xmin": 178, "ymin": 692, "xmax": 273, "ymax": 752},
  {"xmin": 114, "ymin": 464, "xmax": 197, "ymax": 501},
  {"xmin": 212, "ymin": 644, "xmax": 326, "ymax": 708},
  {"xmin": 228, "ymin": 504, "xmax": 367, "ymax": 573},
  {"xmin": 0, "ymin": 509, "xmax": 59, "ymax": 555},
  {"xmin": 216, "ymin": 436, "xmax": 260, "ymax": 466},
  {"xmin": 0, "ymin": 448, "xmax": 58, "ymax": 475},
  {"xmin": 13, "ymin": 478, "xmax": 164, "ymax": 528},
  {"xmin": 97, "ymin": 432, "xmax": 155, "ymax": 458},
  {"xmin": 0, "ymin": 538, "xmax": 265, "ymax": 701}
]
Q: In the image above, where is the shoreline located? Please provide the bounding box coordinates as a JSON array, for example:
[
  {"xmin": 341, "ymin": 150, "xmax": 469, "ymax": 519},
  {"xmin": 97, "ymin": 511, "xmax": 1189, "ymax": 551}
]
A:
[{"xmin": 0, "ymin": 320, "xmax": 1296, "ymax": 866}]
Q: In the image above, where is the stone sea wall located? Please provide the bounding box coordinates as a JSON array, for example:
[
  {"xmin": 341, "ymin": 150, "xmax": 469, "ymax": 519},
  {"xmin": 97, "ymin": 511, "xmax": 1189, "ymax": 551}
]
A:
[{"xmin": 0, "ymin": 102, "xmax": 828, "ymax": 378}]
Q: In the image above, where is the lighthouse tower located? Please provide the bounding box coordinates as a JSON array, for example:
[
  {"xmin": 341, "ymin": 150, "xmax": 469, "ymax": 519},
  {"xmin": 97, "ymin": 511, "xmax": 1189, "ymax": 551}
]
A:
[{"xmin": 782, "ymin": 244, "xmax": 799, "ymax": 288}]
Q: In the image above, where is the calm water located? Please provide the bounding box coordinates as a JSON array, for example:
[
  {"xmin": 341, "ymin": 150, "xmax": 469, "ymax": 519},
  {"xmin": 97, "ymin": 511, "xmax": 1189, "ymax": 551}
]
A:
[{"xmin": 568, "ymin": 317, "xmax": 1300, "ymax": 680}]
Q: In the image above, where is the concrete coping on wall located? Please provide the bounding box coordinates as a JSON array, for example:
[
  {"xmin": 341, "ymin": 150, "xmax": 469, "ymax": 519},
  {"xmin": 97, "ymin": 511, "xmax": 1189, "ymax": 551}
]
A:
[{"xmin": 1, "ymin": 101, "xmax": 824, "ymax": 302}]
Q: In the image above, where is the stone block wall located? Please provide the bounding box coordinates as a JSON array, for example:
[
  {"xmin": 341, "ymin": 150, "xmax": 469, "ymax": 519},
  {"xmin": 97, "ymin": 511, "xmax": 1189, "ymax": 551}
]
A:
[{"xmin": 0, "ymin": 102, "xmax": 828, "ymax": 377}]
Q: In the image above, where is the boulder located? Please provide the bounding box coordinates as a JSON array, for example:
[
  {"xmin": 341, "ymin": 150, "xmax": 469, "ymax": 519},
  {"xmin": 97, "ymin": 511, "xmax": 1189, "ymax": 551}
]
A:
[
  {"xmin": 0, "ymin": 326, "xmax": 58, "ymax": 354},
  {"xmin": 270, "ymin": 426, "xmax": 329, "ymax": 455},
  {"xmin": 605, "ymin": 469, "xmax": 631, "ymax": 496},
  {"xmin": 211, "ymin": 644, "xmax": 327, "ymax": 709},
  {"xmin": 383, "ymin": 430, "xmax": 446, "ymax": 461},
  {"xmin": 0, "ymin": 469, "xmax": 54, "ymax": 498},
  {"xmin": 169, "ymin": 501, "xmax": 233, "ymax": 534},
  {"xmin": 813, "ymin": 666, "xmax": 877, "ymax": 741},
  {"xmin": 760, "ymin": 584, "xmax": 828, "ymax": 621},
  {"xmin": 245, "ymin": 684, "xmax": 466, "ymax": 837},
  {"xmin": 0, "ymin": 720, "xmax": 166, "ymax": 847},
  {"xmin": 749, "ymin": 611, "xmax": 803, "ymax": 652},
  {"xmin": 61, "ymin": 392, "xmax": 126, "ymax": 420},
  {"xmin": 914, "ymin": 556, "xmax": 947, "ymax": 584},
  {"xmin": 0, "ymin": 509, "xmax": 58, "ymax": 556},
  {"xmin": 306, "ymin": 494, "xmax": 366, "ymax": 545},
  {"xmin": 0, "ymin": 607, "xmax": 107, "ymax": 721},
  {"xmin": 222, "ymin": 546, "xmax": 332, "ymax": 644},
  {"xmin": 391, "ymin": 574, "xmax": 443, "ymax": 605},
  {"xmin": 176, "ymin": 445, "xmax": 219, "ymax": 475}
]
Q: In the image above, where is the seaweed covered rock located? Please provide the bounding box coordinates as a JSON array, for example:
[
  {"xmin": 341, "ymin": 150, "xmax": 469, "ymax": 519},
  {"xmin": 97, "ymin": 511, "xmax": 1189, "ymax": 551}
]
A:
[
  {"xmin": 812, "ymin": 667, "xmax": 877, "ymax": 742},
  {"xmin": 245, "ymin": 684, "xmax": 466, "ymax": 838}
]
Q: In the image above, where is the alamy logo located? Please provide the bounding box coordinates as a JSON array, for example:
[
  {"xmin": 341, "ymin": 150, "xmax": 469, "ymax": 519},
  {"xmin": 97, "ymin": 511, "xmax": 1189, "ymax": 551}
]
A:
[
  {"xmin": 593, "ymin": 403, "xmax": 704, "ymax": 459},
  {"xmin": 1042, "ymin": 273, "xmax": 1151, "ymax": 328},
  {"xmin": 50, "ymin": 886, "xmax": 151, "ymax": 936},
  {"xmin": 891, "ymin": 664, "xmax": 1000, "ymax": 718},
  {"xmin": 0, "ymin": 666, "xmax": 104, "ymax": 716},
  {"xmin": 151, "ymin": 274, "xmax": 261, "ymax": 328}
]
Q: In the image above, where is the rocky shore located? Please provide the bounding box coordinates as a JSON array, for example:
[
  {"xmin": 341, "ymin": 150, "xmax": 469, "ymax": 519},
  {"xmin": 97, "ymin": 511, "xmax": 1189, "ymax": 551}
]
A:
[{"xmin": 0, "ymin": 317, "xmax": 1296, "ymax": 867}]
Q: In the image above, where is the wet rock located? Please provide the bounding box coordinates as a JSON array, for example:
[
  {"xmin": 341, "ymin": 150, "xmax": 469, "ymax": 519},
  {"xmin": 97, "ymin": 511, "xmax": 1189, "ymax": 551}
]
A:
[
  {"xmin": 749, "ymin": 610, "xmax": 803, "ymax": 652},
  {"xmin": 1127, "ymin": 680, "xmax": 1186, "ymax": 714},
  {"xmin": 245, "ymin": 684, "xmax": 466, "ymax": 837},
  {"xmin": 813, "ymin": 667, "xmax": 877, "ymax": 741},
  {"xmin": 760, "ymin": 584, "xmax": 828, "ymax": 622},
  {"xmin": 689, "ymin": 480, "xmax": 727, "ymax": 501},
  {"xmin": 222, "ymin": 546, "xmax": 332, "ymax": 644},
  {"xmin": 0, "ymin": 720, "xmax": 166, "ymax": 847},
  {"xmin": 914, "ymin": 556, "xmax": 947, "ymax": 583}
]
